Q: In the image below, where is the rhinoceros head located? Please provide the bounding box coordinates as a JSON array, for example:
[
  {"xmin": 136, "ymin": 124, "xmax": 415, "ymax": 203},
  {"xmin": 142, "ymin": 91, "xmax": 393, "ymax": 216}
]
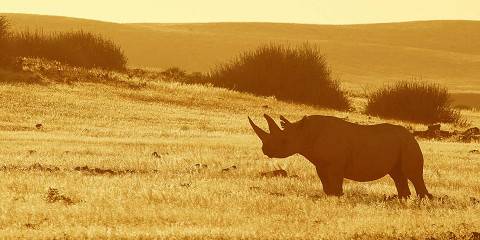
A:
[{"xmin": 248, "ymin": 114, "xmax": 301, "ymax": 158}]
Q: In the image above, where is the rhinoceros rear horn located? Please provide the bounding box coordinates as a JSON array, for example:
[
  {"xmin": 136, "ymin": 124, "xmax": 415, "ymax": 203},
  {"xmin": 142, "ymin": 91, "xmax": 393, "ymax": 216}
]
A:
[
  {"xmin": 264, "ymin": 114, "xmax": 281, "ymax": 135},
  {"xmin": 279, "ymin": 115, "xmax": 291, "ymax": 129},
  {"xmin": 248, "ymin": 117, "xmax": 269, "ymax": 141}
]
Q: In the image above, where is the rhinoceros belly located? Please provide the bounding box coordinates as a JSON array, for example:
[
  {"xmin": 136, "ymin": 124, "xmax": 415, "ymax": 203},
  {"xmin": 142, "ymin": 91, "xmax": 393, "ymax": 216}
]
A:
[{"xmin": 344, "ymin": 132, "xmax": 402, "ymax": 182}]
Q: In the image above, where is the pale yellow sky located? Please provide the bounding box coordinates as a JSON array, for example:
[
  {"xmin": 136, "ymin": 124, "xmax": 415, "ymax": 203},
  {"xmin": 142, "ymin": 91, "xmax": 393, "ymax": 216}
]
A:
[{"xmin": 2, "ymin": 0, "xmax": 480, "ymax": 24}]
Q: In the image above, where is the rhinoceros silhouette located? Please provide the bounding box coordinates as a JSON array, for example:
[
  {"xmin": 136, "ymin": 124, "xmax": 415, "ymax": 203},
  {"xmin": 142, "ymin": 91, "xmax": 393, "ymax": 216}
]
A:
[{"xmin": 248, "ymin": 114, "xmax": 433, "ymax": 199}]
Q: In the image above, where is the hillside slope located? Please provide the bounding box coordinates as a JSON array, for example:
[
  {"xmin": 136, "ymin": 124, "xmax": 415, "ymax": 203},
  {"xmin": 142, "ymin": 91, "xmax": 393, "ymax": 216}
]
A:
[{"xmin": 3, "ymin": 13, "xmax": 480, "ymax": 92}]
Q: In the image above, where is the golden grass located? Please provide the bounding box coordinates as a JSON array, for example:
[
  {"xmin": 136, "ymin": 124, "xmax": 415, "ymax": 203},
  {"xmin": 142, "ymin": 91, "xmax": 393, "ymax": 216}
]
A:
[{"xmin": 0, "ymin": 75, "xmax": 479, "ymax": 239}]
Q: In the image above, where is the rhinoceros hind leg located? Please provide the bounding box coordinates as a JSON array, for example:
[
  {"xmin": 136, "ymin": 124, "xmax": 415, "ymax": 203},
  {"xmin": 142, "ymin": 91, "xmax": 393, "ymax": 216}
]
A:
[
  {"xmin": 389, "ymin": 166, "xmax": 411, "ymax": 199},
  {"xmin": 409, "ymin": 175, "xmax": 433, "ymax": 199}
]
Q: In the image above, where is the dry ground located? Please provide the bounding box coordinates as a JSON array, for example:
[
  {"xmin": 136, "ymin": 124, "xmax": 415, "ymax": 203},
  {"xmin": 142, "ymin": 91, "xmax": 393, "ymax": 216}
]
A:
[{"xmin": 0, "ymin": 75, "xmax": 479, "ymax": 239}]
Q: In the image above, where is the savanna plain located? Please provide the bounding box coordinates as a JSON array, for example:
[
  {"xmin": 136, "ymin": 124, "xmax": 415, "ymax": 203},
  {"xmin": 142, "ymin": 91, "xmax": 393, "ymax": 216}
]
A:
[
  {"xmin": 0, "ymin": 69, "xmax": 479, "ymax": 239},
  {"xmin": 0, "ymin": 14, "xmax": 480, "ymax": 240}
]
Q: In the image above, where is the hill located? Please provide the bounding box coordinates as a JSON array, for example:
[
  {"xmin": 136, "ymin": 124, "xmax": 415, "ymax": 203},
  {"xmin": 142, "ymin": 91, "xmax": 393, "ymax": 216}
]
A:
[{"xmin": 2, "ymin": 13, "xmax": 480, "ymax": 92}]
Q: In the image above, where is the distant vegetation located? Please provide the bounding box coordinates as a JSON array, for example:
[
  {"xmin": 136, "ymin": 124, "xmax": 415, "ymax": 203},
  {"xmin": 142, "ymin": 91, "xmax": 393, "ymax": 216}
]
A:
[
  {"xmin": 0, "ymin": 16, "xmax": 8, "ymax": 37},
  {"xmin": 0, "ymin": 16, "xmax": 126, "ymax": 71},
  {"xmin": 161, "ymin": 67, "xmax": 187, "ymax": 81},
  {"xmin": 0, "ymin": 16, "xmax": 9, "ymax": 52},
  {"xmin": 203, "ymin": 44, "xmax": 351, "ymax": 111},
  {"xmin": 366, "ymin": 81, "xmax": 462, "ymax": 124}
]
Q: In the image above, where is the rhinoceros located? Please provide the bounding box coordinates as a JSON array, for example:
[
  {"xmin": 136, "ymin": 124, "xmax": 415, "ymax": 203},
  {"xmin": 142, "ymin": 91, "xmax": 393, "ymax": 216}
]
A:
[{"xmin": 248, "ymin": 114, "xmax": 433, "ymax": 199}]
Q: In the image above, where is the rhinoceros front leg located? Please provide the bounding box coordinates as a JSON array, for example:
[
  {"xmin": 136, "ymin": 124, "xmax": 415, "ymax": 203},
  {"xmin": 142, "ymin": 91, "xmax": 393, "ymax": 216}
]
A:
[
  {"xmin": 315, "ymin": 167, "xmax": 330, "ymax": 193},
  {"xmin": 316, "ymin": 166, "xmax": 344, "ymax": 196}
]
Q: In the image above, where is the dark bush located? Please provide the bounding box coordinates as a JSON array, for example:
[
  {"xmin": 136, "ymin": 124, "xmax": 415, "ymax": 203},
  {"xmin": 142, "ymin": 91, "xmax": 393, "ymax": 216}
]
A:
[
  {"xmin": 4, "ymin": 30, "xmax": 127, "ymax": 70},
  {"xmin": 0, "ymin": 16, "xmax": 126, "ymax": 71},
  {"xmin": 205, "ymin": 43, "xmax": 351, "ymax": 110},
  {"xmin": 0, "ymin": 16, "xmax": 8, "ymax": 39},
  {"xmin": 365, "ymin": 81, "xmax": 461, "ymax": 124},
  {"xmin": 0, "ymin": 16, "xmax": 10, "ymax": 57}
]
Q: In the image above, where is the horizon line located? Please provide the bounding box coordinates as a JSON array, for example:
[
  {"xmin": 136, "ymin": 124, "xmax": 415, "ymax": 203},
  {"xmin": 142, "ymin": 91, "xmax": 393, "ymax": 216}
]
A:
[{"xmin": 2, "ymin": 12, "xmax": 480, "ymax": 26}]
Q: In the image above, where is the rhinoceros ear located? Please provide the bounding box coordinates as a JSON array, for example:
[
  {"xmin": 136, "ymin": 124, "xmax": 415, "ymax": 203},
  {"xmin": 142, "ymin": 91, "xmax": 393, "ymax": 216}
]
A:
[
  {"xmin": 279, "ymin": 115, "xmax": 291, "ymax": 129},
  {"xmin": 248, "ymin": 117, "xmax": 269, "ymax": 141},
  {"xmin": 264, "ymin": 114, "xmax": 282, "ymax": 135}
]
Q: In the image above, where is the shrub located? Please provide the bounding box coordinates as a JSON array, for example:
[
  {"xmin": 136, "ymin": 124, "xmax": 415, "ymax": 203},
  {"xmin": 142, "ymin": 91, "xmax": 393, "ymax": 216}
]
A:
[
  {"xmin": 5, "ymin": 30, "xmax": 127, "ymax": 70},
  {"xmin": 0, "ymin": 16, "xmax": 8, "ymax": 39},
  {"xmin": 0, "ymin": 16, "xmax": 126, "ymax": 71},
  {"xmin": 205, "ymin": 43, "xmax": 351, "ymax": 110},
  {"xmin": 365, "ymin": 81, "xmax": 461, "ymax": 124},
  {"xmin": 0, "ymin": 16, "xmax": 10, "ymax": 56}
]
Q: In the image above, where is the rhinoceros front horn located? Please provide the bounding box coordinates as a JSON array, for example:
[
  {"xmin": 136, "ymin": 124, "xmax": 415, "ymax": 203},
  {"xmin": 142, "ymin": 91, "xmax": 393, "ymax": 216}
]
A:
[
  {"xmin": 248, "ymin": 117, "xmax": 269, "ymax": 141},
  {"xmin": 264, "ymin": 114, "xmax": 282, "ymax": 135}
]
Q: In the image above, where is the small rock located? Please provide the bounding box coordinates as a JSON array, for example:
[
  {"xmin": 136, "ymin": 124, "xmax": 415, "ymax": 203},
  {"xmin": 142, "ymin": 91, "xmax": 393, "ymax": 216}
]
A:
[
  {"xmin": 222, "ymin": 165, "xmax": 237, "ymax": 172},
  {"xmin": 194, "ymin": 163, "xmax": 207, "ymax": 168},
  {"xmin": 428, "ymin": 124, "xmax": 441, "ymax": 131},
  {"xmin": 152, "ymin": 152, "xmax": 161, "ymax": 158},
  {"xmin": 35, "ymin": 123, "xmax": 43, "ymax": 129},
  {"xmin": 463, "ymin": 127, "xmax": 480, "ymax": 136},
  {"xmin": 469, "ymin": 149, "xmax": 479, "ymax": 154},
  {"xmin": 24, "ymin": 223, "xmax": 38, "ymax": 229}
]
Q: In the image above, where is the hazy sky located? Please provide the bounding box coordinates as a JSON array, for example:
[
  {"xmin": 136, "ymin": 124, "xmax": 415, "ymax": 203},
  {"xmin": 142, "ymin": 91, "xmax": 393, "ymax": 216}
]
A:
[{"xmin": 2, "ymin": 0, "xmax": 480, "ymax": 24}]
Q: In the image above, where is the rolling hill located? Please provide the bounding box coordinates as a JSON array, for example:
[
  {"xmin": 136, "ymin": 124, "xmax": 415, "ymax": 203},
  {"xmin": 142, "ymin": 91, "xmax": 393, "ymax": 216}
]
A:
[{"xmin": 2, "ymin": 13, "xmax": 480, "ymax": 92}]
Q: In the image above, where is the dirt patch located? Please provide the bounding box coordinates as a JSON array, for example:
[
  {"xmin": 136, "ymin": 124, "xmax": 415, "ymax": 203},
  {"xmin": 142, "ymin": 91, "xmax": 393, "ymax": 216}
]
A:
[
  {"xmin": 222, "ymin": 165, "xmax": 237, "ymax": 172},
  {"xmin": 259, "ymin": 169, "xmax": 300, "ymax": 178},
  {"xmin": 23, "ymin": 218, "xmax": 48, "ymax": 230},
  {"xmin": 260, "ymin": 169, "xmax": 288, "ymax": 178},
  {"xmin": 0, "ymin": 163, "xmax": 155, "ymax": 175},
  {"xmin": 28, "ymin": 163, "xmax": 60, "ymax": 172},
  {"xmin": 45, "ymin": 188, "xmax": 75, "ymax": 205},
  {"xmin": 73, "ymin": 165, "xmax": 139, "ymax": 176},
  {"xmin": 0, "ymin": 163, "xmax": 60, "ymax": 172},
  {"xmin": 413, "ymin": 124, "xmax": 480, "ymax": 142}
]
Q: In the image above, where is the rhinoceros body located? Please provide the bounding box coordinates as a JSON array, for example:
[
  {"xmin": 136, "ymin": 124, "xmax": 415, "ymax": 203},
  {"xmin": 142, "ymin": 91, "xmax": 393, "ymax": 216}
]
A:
[{"xmin": 248, "ymin": 114, "xmax": 432, "ymax": 198}]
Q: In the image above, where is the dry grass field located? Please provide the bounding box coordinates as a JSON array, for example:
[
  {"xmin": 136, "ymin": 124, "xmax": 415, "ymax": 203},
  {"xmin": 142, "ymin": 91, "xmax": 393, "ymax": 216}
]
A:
[{"xmin": 1, "ymin": 70, "xmax": 479, "ymax": 239}]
